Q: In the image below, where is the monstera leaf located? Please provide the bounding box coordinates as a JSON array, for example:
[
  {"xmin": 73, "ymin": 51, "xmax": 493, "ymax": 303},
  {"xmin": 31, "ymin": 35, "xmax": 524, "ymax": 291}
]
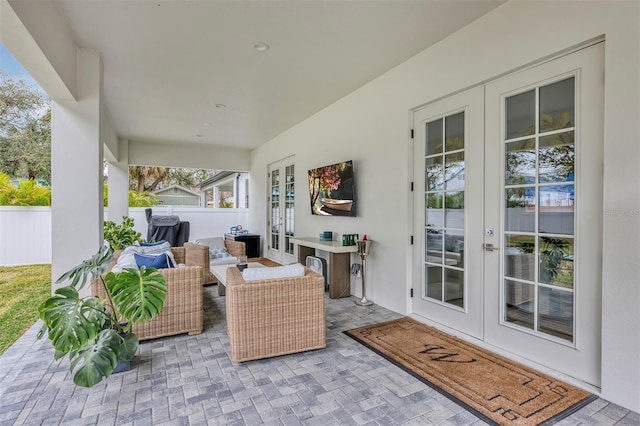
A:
[
  {"xmin": 55, "ymin": 245, "xmax": 114, "ymax": 289},
  {"xmin": 105, "ymin": 266, "xmax": 167, "ymax": 327},
  {"xmin": 69, "ymin": 329, "xmax": 123, "ymax": 387},
  {"xmin": 38, "ymin": 287, "xmax": 108, "ymax": 358}
]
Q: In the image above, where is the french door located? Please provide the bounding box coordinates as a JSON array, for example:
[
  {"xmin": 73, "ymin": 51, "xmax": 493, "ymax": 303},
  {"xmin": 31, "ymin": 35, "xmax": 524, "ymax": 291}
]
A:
[
  {"xmin": 267, "ymin": 157, "xmax": 296, "ymax": 264},
  {"xmin": 412, "ymin": 43, "xmax": 603, "ymax": 386}
]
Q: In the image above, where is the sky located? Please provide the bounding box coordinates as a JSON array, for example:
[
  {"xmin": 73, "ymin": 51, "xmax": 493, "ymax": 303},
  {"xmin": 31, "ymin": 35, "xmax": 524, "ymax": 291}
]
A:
[{"xmin": 0, "ymin": 43, "xmax": 45, "ymax": 93}]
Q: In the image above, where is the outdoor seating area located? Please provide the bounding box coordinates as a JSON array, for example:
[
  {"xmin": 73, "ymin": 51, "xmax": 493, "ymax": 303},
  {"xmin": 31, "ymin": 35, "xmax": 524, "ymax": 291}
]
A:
[{"xmin": 0, "ymin": 288, "xmax": 634, "ymax": 425}]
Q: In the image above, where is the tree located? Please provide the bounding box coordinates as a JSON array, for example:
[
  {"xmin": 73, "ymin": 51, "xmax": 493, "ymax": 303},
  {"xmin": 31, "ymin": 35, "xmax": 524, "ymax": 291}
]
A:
[
  {"xmin": 128, "ymin": 166, "xmax": 168, "ymax": 192},
  {"xmin": 0, "ymin": 72, "xmax": 51, "ymax": 182}
]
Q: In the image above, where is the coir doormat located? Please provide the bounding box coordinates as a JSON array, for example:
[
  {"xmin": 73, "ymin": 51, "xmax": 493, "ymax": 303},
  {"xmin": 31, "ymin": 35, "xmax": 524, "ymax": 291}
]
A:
[{"xmin": 344, "ymin": 317, "xmax": 596, "ymax": 426}]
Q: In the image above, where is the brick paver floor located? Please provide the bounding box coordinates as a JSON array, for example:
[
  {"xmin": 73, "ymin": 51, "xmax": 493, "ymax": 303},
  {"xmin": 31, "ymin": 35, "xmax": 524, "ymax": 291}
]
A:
[{"xmin": 0, "ymin": 285, "xmax": 638, "ymax": 425}]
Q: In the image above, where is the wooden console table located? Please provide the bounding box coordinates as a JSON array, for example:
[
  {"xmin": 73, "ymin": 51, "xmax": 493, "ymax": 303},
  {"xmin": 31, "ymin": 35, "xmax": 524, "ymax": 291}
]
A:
[{"xmin": 290, "ymin": 237, "xmax": 358, "ymax": 299}]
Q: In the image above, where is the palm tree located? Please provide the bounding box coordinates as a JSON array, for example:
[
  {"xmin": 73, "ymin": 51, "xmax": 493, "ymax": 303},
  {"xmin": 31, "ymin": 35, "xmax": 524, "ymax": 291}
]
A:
[{"xmin": 129, "ymin": 166, "xmax": 168, "ymax": 193}]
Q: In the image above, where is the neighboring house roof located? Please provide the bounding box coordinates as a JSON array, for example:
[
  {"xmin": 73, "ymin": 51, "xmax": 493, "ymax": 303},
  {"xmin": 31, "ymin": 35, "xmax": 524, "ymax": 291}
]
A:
[
  {"xmin": 197, "ymin": 171, "xmax": 242, "ymax": 189},
  {"xmin": 153, "ymin": 185, "xmax": 200, "ymax": 197}
]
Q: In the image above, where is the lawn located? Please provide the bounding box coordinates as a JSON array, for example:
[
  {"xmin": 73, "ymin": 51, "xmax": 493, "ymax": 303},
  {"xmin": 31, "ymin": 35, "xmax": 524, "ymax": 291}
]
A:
[{"xmin": 0, "ymin": 264, "xmax": 51, "ymax": 355}]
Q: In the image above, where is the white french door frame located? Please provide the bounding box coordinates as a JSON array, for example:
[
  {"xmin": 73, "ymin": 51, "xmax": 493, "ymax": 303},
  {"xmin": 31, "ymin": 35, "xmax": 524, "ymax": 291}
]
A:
[{"xmin": 267, "ymin": 156, "xmax": 297, "ymax": 265}]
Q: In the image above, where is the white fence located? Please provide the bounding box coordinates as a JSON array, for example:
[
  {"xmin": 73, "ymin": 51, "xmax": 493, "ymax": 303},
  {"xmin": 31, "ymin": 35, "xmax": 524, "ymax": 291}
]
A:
[{"xmin": 0, "ymin": 206, "xmax": 250, "ymax": 266}]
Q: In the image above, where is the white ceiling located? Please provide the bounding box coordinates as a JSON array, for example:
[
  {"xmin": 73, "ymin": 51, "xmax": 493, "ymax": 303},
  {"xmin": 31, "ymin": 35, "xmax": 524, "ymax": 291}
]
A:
[{"xmin": 55, "ymin": 0, "xmax": 504, "ymax": 150}]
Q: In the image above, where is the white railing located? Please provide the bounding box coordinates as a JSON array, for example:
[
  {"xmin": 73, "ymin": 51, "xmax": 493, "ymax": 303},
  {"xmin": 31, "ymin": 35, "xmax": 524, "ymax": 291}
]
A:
[{"xmin": 0, "ymin": 206, "xmax": 250, "ymax": 266}]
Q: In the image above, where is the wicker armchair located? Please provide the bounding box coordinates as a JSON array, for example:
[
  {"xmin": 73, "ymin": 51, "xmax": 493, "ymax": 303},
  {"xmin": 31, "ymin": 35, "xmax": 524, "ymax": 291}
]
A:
[
  {"xmin": 92, "ymin": 245, "xmax": 204, "ymax": 340},
  {"xmin": 225, "ymin": 266, "xmax": 326, "ymax": 362}
]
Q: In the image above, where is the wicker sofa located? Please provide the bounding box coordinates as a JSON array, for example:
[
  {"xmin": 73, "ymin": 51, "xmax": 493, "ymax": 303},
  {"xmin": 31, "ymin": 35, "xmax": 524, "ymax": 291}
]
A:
[
  {"xmin": 225, "ymin": 266, "xmax": 326, "ymax": 362},
  {"xmin": 92, "ymin": 244, "xmax": 206, "ymax": 340}
]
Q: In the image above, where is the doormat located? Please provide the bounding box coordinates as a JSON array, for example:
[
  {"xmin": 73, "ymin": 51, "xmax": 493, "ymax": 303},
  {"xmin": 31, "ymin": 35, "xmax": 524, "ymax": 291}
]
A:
[{"xmin": 344, "ymin": 317, "xmax": 596, "ymax": 426}]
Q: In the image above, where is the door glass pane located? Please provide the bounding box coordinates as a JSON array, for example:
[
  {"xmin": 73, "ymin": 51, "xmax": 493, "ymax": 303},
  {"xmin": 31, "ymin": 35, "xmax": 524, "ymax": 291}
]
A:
[
  {"xmin": 505, "ymin": 187, "xmax": 536, "ymax": 232},
  {"xmin": 503, "ymin": 77, "xmax": 577, "ymax": 343},
  {"xmin": 427, "ymin": 118, "xmax": 443, "ymax": 156},
  {"xmin": 505, "ymin": 235, "xmax": 535, "ymax": 281},
  {"xmin": 444, "ymin": 230, "xmax": 464, "ymax": 268},
  {"xmin": 505, "ymin": 138, "xmax": 536, "ymax": 185},
  {"xmin": 504, "ymin": 280, "xmax": 534, "ymax": 330},
  {"xmin": 426, "ymin": 157, "xmax": 443, "ymax": 190},
  {"xmin": 445, "ymin": 112, "xmax": 464, "ymax": 151},
  {"xmin": 538, "ymin": 287, "xmax": 573, "ymax": 341},
  {"xmin": 539, "ymin": 132, "xmax": 574, "ymax": 183},
  {"xmin": 538, "ymin": 237, "xmax": 574, "ymax": 288},
  {"xmin": 445, "ymin": 269, "xmax": 464, "ymax": 308},
  {"xmin": 539, "ymin": 77, "xmax": 575, "ymax": 132},
  {"xmin": 425, "ymin": 229, "xmax": 443, "ymax": 263},
  {"xmin": 444, "ymin": 153, "xmax": 464, "ymax": 190},
  {"xmin": 426, "ymin": 193, "xmax": 443, "ymax": 228},
  {"xmin": 426, "ymin": 265, "xmax": 443, "ymax": 300},
  {"xmin": 538, "ymin": 184, "xmax": 574, "ymax": 234},
  {"xmin": 506, "ymin": 90, "xmax": 535, "ymax": 139},
  {"xmin": 444, "ymin": 191, "xmax": 464, "ymax": 228}
]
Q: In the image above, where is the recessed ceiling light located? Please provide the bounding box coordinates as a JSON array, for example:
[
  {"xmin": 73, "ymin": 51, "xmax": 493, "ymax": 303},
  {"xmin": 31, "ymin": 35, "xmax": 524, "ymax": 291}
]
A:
[
  {"xmin": 215, "ymin": 104, "xmax": 226, "ymax": 109},
  {"xmin": 252, "ymin": 42, "xmax": 270, "ymax": 52},
  {"xmin": 204, "ymin": 122, "xmax": 212, "ymax": 127}
]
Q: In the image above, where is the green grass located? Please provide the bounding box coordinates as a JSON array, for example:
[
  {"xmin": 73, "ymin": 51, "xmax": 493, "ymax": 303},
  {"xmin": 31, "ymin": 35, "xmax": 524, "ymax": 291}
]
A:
[{"xmin": 0, "ymin": 264, "xmax": 51, "ymax": 355}]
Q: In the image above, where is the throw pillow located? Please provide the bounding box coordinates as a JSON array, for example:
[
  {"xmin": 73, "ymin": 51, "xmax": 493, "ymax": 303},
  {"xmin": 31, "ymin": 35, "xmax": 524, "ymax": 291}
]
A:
[
  {"xmin": 242, "ymin": 263, "xmax": 305, "ymax": 281},
  {"xmin": 210, "ymin": 247, "xmax": 231, "ymax": 259},
  {"xmin": 133, "ymin": 253, "xmax": 172, "ymax": 269},
  {"xmin": 140, "ymin": 240, "xmax": 167, "ymax": 247}
]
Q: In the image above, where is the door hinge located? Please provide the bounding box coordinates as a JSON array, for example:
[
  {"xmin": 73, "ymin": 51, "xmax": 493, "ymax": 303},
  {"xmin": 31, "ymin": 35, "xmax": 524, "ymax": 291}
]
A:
[
  {"xmin": 410, "ymin": 236, "xmax": 414, "ymax": 245},
  {"xmin": 410, "ymin": 129, "xmax": 414, "ymax": 139},
  {"xmin": 410, "ymin": 288, "xmax": 414, "ymax": 298},
  {"xmin": 410, "ymin": 182, "xmax": 414, "ymax": 192}
]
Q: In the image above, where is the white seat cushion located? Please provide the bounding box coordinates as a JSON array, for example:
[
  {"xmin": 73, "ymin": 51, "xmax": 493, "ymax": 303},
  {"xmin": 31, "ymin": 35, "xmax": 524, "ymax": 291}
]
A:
[{"xmin": 242, "ymin": 263, "xmax": 305, "ymax": 281}]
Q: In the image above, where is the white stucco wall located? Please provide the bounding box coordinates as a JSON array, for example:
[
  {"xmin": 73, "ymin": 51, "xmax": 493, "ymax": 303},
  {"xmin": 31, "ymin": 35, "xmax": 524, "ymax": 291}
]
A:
[{"xmin": 250, "ymin": 1, "xmax": 640, "ymax": 411}]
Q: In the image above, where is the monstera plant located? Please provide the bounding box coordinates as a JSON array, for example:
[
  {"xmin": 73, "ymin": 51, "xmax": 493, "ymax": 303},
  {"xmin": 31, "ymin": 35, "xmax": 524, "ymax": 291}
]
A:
[{"xmin": 38, "ymin": 245, "xmax": 167, "ymax": 387}]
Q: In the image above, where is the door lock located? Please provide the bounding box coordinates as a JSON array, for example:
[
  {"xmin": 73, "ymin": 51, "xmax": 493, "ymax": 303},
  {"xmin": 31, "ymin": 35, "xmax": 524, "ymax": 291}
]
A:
[{"xmin": 483, "ymin": 243, "xmax": 500, "ymax": 252}]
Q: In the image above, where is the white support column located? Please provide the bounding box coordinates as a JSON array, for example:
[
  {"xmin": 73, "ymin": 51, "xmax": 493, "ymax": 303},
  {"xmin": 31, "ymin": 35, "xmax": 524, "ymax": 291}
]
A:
[
  {"xmin": 107, "ymin": 138, "xmax": 130, "ymax": 223},
  {"xmin": 51, "ymin": 48, "xmax": 103, "ymax": 294}
]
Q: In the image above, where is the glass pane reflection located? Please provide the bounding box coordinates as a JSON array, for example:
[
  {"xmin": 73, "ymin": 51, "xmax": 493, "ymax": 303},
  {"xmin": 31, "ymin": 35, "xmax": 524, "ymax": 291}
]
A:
[
  {"xmin": 539, "ymin": 185, "xmax": 574, "ymax": 234},
  {"xmin": 426, "ymin": 265, "xmax": 443, "ymax": 301},
  {"xmin": 426, "ymin": 157, "xmax": 443, "ymax": 191},
  {"xmin": 506, "ymin": 90, "xmax": 535, "ymax": 139},
  {"xmin": 445, "ymin": 112, "xmax": 465, "ymax": 152},
  {"xmin": 445, "ymin": 153, "xmax": 465, "ymax": 191},
  {"xmin": 505, "ymin": 187, "xmax": 536, "ymax": 232},
  {"xmin": 504, "ymin": 280, "xmax": 534, "ymax": 330},
  {"xmin": 444, "ymin": 230, "xmax": 464, "ymax": 268},
  {"xmin": 445, "ymin": 269, "xmax": 464, "ymax": 308},
  {"xmin": 427, "ymin": 119, "xmax": 443, "ymax": 156},
  {"xmin": 444, "ymin": 191, "xmax": 464, "ymax": 228},
  {"xmin": 505, "ymin": 139, "xmax": 535, "ymax": 185},
  {"xmin": 538, "ymin": 236, "xmax": 574, "ymax": 288},
  {"xmin": 539, "ymin": 132, "xmax": 574, "ymax": 183},
  {"xmin": 426, "ymin": 193, "xmax": 443, "ymax": 228},
  {"xmin": 540, "ymin": 78, "xmax": 575, "ymax": 133},
  {"xmin": 505, "ymin": 235, "xmax": 535, "ymax": 281},
  {"xmin": 425, "ymin": 230, "xmax": 443, "ymax": 264},
  {"xmin": 539, "ymin": 287, "xmax": 574, "ymax": 341}
]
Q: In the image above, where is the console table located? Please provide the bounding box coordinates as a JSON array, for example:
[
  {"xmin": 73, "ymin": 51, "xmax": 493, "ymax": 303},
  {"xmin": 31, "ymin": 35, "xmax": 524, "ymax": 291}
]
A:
[
  {"xmin": 224, "ymin": 233, "xmax": 260, "ymax": 258},
  {"xmin": 290, "ymin": 237, "xmax": 358, "ymax": 299}
]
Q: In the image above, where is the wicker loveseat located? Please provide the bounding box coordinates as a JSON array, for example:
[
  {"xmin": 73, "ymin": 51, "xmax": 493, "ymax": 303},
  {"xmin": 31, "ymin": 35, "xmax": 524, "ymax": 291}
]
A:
[
  {"xmin": 225, "ymin": 266, "xmax": 326, "ymax": 362},
  {"xmin": 92, "ymin": 244, "xmax": 206, "ymax": 340}
]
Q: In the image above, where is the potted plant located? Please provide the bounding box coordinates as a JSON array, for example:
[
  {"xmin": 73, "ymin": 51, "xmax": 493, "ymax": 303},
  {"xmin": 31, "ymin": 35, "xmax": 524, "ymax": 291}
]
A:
[
  {"xmin": 103, "ymin": 216, "xmax": 143, "ymax": 250},
  {"xmin": 37, "ymin": 245, "xmax": 167, "ymax": 387}
]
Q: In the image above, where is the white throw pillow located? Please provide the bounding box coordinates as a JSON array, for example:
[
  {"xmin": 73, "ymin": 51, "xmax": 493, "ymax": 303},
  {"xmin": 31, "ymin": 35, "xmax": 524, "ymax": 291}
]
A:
[
  {"xmin": 195, "ymin": 237, "xmax": 226, "ymax": 251},
  {"xmin": 242, "ymin": 263, "xmax": 305, "ymax": 281}
]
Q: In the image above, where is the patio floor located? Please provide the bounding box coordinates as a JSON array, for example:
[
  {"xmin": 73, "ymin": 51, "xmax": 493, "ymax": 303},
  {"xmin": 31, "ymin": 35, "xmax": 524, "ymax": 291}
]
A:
[{"xmin": 0, "ymin": 285, "xmax": 637, "ymax": 425}]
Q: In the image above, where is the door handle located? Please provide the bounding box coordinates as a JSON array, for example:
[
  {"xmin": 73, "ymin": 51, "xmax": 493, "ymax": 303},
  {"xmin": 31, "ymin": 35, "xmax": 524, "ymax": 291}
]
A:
[{"xmin": 483, "ymin": 243, "xmax": 500, "ymax": 252}]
